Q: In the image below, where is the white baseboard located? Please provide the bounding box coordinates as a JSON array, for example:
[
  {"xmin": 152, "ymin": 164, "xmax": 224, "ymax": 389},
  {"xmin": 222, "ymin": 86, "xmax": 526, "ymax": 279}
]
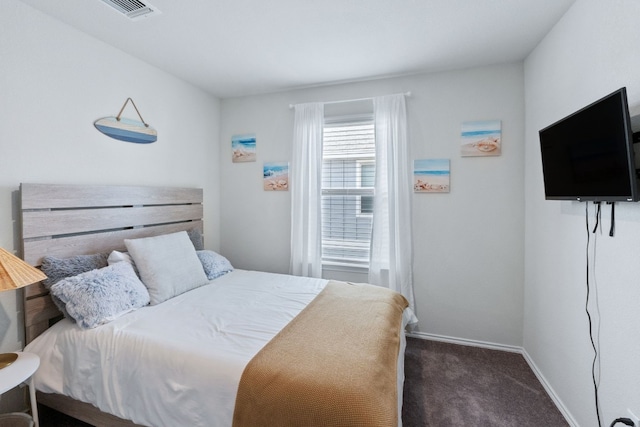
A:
[
  {"xmin": 521, "ymin": 349, "xmax": 579, "ymax": 427},
  {"xmin": 407, "ymin": 332, "xmax": 578, "ymax": 427},
  {"xmin": 407, "ymin": 331, "xmax": 522, "ymax": 353}
]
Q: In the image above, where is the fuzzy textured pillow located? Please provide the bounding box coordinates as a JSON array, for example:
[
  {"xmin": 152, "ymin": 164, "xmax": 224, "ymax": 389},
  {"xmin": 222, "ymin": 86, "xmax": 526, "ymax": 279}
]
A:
[
  {"xmin": 50, "ymin": 262, "xmax": 150, "ymax": 329},
  {"xmin": 41, "ymin": 253, "xmax": 109, "ymax": 287},
  {"xmin": 125, "ymin": 231, "xmax": 208, "ymax": 305},
  {"xmin": 40, "ymin": 253, "xmax": 109, "ymax": 319},
  {"xmin": 197, "ymin": 250, "xmax": 233, "ymax": 280}
]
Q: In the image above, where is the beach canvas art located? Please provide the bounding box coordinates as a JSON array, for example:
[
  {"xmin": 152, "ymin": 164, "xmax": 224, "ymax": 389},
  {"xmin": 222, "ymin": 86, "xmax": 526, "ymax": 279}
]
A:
[
  {"xmin": 460, "ymin": 120, "xmax": 501, "ymax": 157},
  {"xmin": 263, "ymin": 162, "xmax": 289, "ymax": 191},
  {"xmin": 232, "ymin": 134, "xmax": 257, "ymax": 162},
  {"xmin": 414, "ymin": 159, "xmax": 450, "ymax": 193}
]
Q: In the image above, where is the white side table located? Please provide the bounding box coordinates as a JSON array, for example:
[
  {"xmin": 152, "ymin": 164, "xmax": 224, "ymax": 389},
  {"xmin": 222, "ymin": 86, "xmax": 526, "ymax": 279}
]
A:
[{"xmin": 0, "ymin": 352, "xmax": 39, "ymax": 427}]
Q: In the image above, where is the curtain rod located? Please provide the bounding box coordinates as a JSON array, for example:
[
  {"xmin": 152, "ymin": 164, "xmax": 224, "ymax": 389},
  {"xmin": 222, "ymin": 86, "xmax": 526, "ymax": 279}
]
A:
[{"xmin": 288, "ymin": 91, "xmax": 411, "ymax": 110}]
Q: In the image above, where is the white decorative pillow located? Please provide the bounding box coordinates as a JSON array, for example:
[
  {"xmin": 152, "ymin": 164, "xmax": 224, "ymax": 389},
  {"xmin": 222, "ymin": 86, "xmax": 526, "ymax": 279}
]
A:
[
  {"xmin": 50, "ymin": 262, "xmax": 150, "ymax": 329},
  {"xmin": 125, "ymin": 231, "xmax": 208, "ymax": 305},
  {"xmin": 197, "ymin": 250, "xmax": 234, "ymax": 280},
  {"xmin": 107, "ymin": 250, "xmax": 139, "ymax": 275},
  {"xmin": 107, "ymin": 250, "xmax": 134, "ymax": 265}
]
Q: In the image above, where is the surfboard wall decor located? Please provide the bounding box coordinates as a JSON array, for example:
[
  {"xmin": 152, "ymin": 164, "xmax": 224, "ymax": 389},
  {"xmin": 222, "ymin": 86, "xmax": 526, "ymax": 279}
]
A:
[
  {"xmin": 94, "ymin": 117, "xmax": 157, "ymax": 143},
  {"xmin": 94, "ymin": 98, "xmax": 157, "ymax": 144}
]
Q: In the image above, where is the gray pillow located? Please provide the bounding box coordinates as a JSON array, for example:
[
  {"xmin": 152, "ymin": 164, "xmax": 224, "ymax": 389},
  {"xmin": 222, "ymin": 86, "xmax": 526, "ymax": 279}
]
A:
[
  {"xmin": 41, "ymin": 253, "xmax": 109, "ymax": 287},
  {"xmin": 125, "ymin": 231, "xmax": 208, "ymax": 305},
  {"xmin": 40, "ymin": 253, "xmax": 109, "ymax": 319},
  {"xmin": 187, "ymin": 228, "xmax": 204, "ymax": 251},
  {"xmin": 197, "ymin": 250, "xmax": 233, "ymax": 280},
  {"xmin": 50, "ymin": 262, "xmax": 150, "ymax": 329}
]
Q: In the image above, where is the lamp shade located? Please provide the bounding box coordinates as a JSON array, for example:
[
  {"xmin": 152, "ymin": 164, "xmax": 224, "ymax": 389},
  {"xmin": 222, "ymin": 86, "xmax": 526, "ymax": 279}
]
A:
[{"xmin": 0, "ymin": 248, "xmax": 47, "ymax": 291}]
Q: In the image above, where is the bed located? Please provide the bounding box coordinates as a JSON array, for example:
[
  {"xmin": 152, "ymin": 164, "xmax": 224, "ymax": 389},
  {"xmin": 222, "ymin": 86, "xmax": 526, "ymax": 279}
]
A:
[{"xmin": 19, "ymin": 183, "xmax": 415, "ymax": 427}]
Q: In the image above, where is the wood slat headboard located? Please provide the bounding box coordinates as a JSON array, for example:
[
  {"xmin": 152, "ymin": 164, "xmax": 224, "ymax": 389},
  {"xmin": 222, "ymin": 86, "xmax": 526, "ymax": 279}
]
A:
[{"xmin": 20, "ymin": 183, "xmax": 204, "ymax": 344}]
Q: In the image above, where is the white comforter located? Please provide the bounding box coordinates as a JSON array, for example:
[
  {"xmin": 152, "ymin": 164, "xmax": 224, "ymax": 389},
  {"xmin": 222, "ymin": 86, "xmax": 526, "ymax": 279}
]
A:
[{"xmin": 25, "ymin": 270, "xmax": 410, "ymax": 427}]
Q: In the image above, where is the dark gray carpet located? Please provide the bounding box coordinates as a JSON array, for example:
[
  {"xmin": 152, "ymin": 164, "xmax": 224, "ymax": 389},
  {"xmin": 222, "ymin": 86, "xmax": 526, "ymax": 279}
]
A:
[
  {"xmin": 39, "ymin": 337, "xmax": 568, "ymax": 426},
  {"xmin": 402, "ymin": 337, "xmax": 568, "ymax": 426}
]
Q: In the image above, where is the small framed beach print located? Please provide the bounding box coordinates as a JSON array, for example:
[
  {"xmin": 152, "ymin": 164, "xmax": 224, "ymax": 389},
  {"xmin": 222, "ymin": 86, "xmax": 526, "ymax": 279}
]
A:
[
  {"xmin": 414, "ymin": 159, "xmax": 450, "ymax": 193},
  {"xmin": 232, "ymin": 133, "xmax": 257, "ymax": 162},
  {"xmin": 263, "ymin": 161, "xmax": 289, "ymax": 191},
  {"xmin": 460, "ymin": 120, "xmax": 501, "ymax": 157}
]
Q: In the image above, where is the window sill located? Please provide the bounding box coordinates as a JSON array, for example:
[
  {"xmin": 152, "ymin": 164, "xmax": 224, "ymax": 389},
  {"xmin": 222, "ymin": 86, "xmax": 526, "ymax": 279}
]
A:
[{"xmin": 322, "ymin": 262, "xmax": 369, "ymax": 274}]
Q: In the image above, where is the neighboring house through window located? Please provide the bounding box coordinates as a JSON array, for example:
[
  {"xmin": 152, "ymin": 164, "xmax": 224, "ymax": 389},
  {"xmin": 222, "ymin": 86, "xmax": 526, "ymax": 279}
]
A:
[{"xmin": 321, "ymin": 116, "xmax": 375, "ymax": 269}]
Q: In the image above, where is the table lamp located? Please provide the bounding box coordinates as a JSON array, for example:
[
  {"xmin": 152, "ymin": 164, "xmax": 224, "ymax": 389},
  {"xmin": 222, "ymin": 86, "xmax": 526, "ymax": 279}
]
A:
[{"xmin": 0, "ymin": 247, "xmax": 47, "ymax": 369}]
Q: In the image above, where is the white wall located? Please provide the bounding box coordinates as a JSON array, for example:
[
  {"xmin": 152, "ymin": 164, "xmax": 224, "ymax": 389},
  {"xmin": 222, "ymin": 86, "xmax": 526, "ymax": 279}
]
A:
[
  {"xmin": 0, "ymin": 0, "xmax": 221, "ymax": 359},
  {"xmin": 220, "ymin": 63, "xmax": 526, "ymax": 347},
  {"xmin": 524, "ymin": 1, "xmax": 640, "ymax": 425}
]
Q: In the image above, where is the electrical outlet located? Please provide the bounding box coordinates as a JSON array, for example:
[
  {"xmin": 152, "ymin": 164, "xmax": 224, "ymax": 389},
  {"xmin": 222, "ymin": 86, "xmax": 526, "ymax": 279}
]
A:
[{"xmin": 628, "ymin": 409, "xmax": 640, "ymax": 426}]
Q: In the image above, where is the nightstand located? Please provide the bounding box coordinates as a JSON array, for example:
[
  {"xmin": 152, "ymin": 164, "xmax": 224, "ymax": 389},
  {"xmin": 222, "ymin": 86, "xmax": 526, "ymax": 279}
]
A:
[{"xmin": 0, "ymin": 352, "xmax": 39, "ymax": 427}]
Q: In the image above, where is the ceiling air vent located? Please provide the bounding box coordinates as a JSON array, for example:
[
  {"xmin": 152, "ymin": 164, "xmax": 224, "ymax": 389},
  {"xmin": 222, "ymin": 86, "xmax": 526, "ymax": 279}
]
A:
[{"xmin": 99, "ymin": 0, "xmax": 162, "ymax": 21}]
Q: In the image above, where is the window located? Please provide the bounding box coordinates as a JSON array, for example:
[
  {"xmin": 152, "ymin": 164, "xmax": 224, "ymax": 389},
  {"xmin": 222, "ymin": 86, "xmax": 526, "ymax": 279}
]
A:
[{"xmin": 321, "ymin": 117, "xmax": 375, "ymax": 269}]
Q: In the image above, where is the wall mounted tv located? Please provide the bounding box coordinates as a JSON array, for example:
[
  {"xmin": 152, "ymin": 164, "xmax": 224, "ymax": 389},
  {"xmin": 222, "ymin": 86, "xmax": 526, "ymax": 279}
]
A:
[{"xmin": 539, "ymin": 87, "xmax": 638, "ymax": 202}]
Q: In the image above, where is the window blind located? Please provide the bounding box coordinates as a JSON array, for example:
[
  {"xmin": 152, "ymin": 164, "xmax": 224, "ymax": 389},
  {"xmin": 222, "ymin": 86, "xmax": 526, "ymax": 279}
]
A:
[{"xmin": 321, "ymin": 118, "xmax": 375, "ymax": 268}]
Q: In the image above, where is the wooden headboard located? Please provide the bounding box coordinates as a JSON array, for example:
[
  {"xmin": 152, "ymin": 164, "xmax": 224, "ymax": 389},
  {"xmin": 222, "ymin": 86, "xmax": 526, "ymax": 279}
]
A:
[{"xmin": 20, "ymin": 183, "xmax": 204, "ymax": 344}]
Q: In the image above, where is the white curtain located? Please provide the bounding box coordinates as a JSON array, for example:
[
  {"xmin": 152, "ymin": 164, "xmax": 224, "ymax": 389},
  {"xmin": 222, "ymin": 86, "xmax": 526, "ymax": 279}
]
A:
[
  {"xmin": 290, "ymin": 102, "xmax": 324, "ymax": 278},
  {"xmin": 369, "ymin": 94, "xmax": 415, "ymax": 310}
]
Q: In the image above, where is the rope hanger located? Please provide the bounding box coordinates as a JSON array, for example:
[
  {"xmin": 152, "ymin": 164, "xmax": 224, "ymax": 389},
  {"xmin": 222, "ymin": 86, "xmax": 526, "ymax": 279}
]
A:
[{"xmin": 116, "ymin": 97, "xmax": 149, "ymax": 128}]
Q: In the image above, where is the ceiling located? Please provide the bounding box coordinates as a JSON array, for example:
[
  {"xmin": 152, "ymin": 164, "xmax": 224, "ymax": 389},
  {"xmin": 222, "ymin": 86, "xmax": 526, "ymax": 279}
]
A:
[{"xmin": 19, "ymin": 0, "xmax": 575, "ymax": 99}]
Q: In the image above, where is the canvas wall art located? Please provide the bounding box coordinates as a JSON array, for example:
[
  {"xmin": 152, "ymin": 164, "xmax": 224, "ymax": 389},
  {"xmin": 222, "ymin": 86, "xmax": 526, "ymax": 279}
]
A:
[
  {"xmin": 460, "ymin": 120, "xmax": 501, "ymax": 157},
  {"xmin": 414, "ymin": 159, "xmax": 450, "ymax": 193},
  {"xmin": 263, "ymin": 161, "xmax": 289, "ymax": 191},
  {"xmin": 232, "ymin": 134, "xmax": 257, "ymax": 162}
]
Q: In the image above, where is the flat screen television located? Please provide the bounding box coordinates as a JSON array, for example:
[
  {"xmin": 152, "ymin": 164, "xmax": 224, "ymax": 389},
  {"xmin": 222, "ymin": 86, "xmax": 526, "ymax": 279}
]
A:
[{"xmin": 539, "ymin": 87, "xmax": 638, "ymax": 202}]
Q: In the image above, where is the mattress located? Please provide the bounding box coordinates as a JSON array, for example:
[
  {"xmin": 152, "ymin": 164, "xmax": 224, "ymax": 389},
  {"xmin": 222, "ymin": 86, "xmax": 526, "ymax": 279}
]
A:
[{"xmin": 25, "ymin": 269, "xmax": 412, "ymax": 427}]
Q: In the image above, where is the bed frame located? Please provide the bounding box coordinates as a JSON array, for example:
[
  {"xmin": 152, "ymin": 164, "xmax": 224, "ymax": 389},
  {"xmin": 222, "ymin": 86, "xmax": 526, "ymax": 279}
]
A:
[{"xmin": 20, "ymin": 183, "xmax": 204, "ymax": 427}]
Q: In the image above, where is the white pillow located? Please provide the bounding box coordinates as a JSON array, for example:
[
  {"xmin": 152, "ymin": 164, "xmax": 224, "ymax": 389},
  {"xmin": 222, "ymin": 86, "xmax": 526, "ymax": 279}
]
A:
[
  {"xmin": 125, "ymin": 231, "xmax": 208, "ymax": 305},
  {"xmin": 107, "ymin": 250, "xmax": 139, "ymax": 274},
  {"xmin": 108, "ymin": 250, "xmax": 135, "ymax": 266}
]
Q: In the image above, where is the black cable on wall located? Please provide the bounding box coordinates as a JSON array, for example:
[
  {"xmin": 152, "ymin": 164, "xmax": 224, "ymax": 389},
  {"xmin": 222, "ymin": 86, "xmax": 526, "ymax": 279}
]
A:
[{"xmin": 586, "ymin": 202, "xmax": 602, "ymax": 427}]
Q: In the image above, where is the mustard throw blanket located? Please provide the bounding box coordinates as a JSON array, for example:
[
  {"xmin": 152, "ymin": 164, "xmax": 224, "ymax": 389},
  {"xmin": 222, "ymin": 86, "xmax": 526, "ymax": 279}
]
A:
[{"xmin": 232, "ymin": 280, "xmax": 409, "ymax": 427}]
